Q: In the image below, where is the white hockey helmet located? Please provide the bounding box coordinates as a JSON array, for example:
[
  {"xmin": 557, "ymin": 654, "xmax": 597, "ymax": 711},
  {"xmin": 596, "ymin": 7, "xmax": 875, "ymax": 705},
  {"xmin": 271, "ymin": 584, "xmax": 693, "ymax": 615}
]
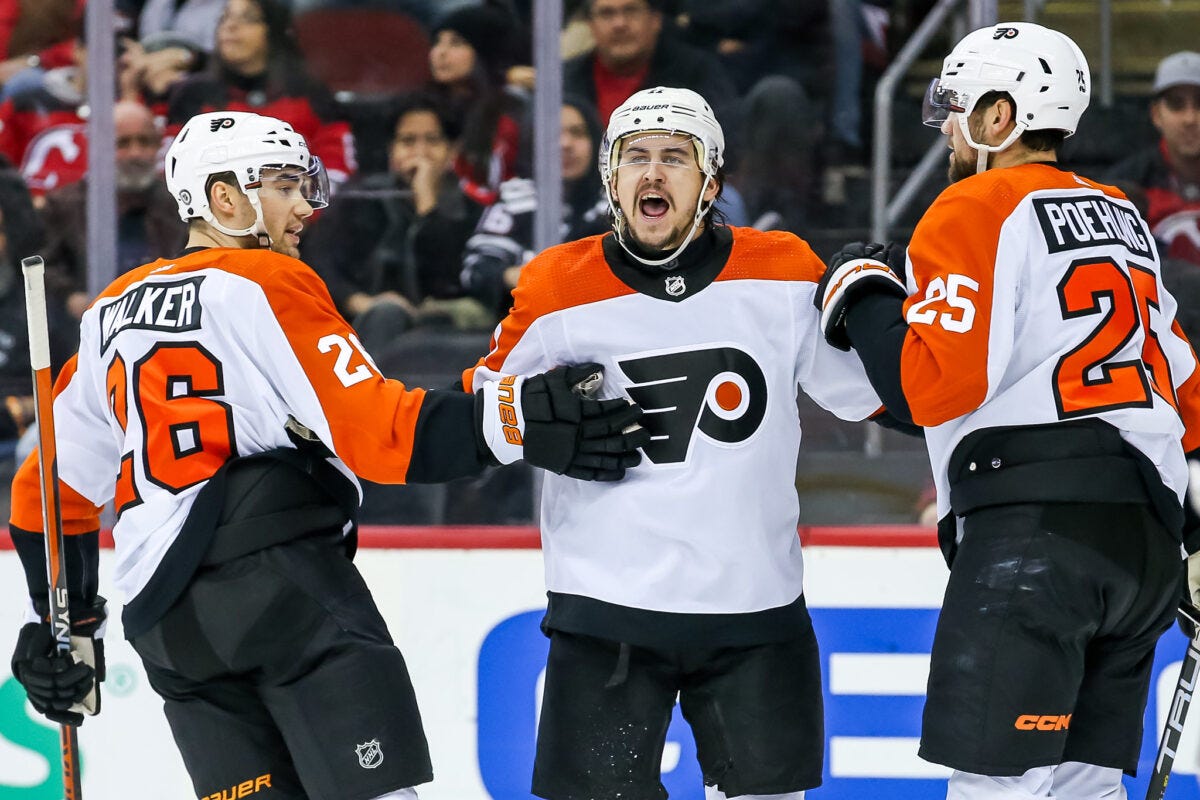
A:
[
  {"xmin": 923, "ymin": 22, "xmax": 1089, "ymax": 171},
  {"xmin": 600, "ymin": 86, "xmax": 725, "ymax": 268},
  {"xmin": 165, "ymin": 111, "xmax": 329, "ymax": 241},
  {"xmin": 601, "ymin": 86, "xmax": 724, "ymax": 186}
]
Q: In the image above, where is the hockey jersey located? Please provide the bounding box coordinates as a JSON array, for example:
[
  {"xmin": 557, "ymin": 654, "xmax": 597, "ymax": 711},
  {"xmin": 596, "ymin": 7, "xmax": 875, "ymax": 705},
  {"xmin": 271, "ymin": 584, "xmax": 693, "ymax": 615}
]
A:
[
  {"xmin": 896, "ymin": 163, "xmax": 1200, "ymax": 522},
  {"xmin": 10, "ymin": 247, "xmax": 482, "ymax": 614},
  {"xmin": 464, "ymin": 226, "xmax": 882, "ymax": 647}
]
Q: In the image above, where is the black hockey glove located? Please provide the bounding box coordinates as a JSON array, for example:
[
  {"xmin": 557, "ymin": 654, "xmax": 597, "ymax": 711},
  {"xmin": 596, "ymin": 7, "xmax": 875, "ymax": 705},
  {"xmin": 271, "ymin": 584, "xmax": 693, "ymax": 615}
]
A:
[
  {"xmin": 478, "ymin": 363, "xmax": 650, "ymax": 480},
  {"xmin": 11, "ymin": 597, "xmax": 106, "ymax": 726},
  {"xmin": 815, "ymin": 241, "xmax": 909, "ymax": 351}
]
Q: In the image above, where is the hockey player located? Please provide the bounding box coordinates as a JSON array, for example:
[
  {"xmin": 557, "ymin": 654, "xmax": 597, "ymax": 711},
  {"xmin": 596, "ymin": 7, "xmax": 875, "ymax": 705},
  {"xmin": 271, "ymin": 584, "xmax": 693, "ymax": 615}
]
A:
[
  {"xmin": 815, "ymin": 23, "xmax": 1200, "ymax": 799},
  {"xmin": 465, "ymin": 86, "xmax": 897, "ymax": 800},
  {"xmin": 7, "ymin": 111, "xmax": 647, "ymax": 800}
]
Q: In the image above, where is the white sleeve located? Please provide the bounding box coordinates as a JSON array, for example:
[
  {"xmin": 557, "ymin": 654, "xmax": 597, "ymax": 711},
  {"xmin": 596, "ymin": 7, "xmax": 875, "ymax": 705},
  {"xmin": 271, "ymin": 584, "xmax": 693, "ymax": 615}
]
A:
[{"xmin": 794, "ymin": 282, "xmax": 884, "ymax": 421}]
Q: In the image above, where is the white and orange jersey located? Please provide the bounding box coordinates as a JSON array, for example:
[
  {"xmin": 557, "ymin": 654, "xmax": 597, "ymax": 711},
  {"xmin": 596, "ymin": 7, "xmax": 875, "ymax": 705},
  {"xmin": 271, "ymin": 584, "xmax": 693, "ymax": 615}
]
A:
[
  {"xmin": 10, "ymin": 247, "xmax": 451, "ymax": 606},
  {"xmin": 901, "ymin": 163, "xmax": 1200, "ymax": 520},
  {"xmin": 464, "ymin": 227, "xmax": 882, "ymax": 617}
]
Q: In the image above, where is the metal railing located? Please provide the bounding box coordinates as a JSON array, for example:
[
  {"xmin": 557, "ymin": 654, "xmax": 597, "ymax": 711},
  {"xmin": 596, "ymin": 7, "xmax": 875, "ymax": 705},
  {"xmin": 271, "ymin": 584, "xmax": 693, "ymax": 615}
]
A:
[{"xmin": 871, "ymin": 0, "xmax": 1118, "ymax": 247}]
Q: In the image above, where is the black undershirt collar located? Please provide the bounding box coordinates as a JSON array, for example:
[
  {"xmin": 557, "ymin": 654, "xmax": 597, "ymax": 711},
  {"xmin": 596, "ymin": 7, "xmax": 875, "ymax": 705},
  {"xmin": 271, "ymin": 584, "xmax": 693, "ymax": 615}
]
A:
[{"xmin": 602, "ymin": 225, "xmax": 734, "ymax": 302}]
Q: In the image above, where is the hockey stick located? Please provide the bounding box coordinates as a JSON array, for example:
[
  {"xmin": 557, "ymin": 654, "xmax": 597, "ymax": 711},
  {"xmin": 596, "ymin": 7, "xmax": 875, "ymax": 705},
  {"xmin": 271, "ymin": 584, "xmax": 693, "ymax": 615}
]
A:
[
  {"xmin": 22, "ymin": 254, "xmax": 84, "ymax": 800},
  {"xmin": 1145, "ymin": 600, "xmax": 1200, "ymax": 800}
]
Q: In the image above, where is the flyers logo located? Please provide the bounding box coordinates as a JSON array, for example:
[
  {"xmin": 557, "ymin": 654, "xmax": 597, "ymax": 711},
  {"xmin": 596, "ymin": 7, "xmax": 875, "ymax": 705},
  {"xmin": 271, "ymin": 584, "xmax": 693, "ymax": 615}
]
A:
[
  {"xmin": 993, "ymin": 26, "xmax": 1019, "ymax": 39},
  {"xmin": 618, "ymin": 346, "xmax": 767, "ymax": 465},
  {"xmin": 209, "ymin": 117, "xmax": 236, "ymax": 132}
]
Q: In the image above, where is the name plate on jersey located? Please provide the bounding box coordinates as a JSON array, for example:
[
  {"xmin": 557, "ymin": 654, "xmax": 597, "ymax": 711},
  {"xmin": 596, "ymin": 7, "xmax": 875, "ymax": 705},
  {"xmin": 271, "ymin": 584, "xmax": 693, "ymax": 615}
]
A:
[
  {"xmin": 1032, "ymin": 195, "xmax": 1153, "ymax": 258},
  {"xmin": 99, "ymin": 276, "xmax": 205, "ymax": 354}
]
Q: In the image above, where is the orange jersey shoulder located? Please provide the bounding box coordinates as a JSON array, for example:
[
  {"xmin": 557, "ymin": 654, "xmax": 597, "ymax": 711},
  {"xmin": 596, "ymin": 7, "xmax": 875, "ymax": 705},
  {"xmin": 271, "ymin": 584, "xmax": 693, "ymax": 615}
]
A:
[
  {"xmin": 718, "ymin": 226, "xmax": 826, "ymax": 284},
  {"xmin": 515, "ymin": 234, "xmax": 637, "ymax": 317}
]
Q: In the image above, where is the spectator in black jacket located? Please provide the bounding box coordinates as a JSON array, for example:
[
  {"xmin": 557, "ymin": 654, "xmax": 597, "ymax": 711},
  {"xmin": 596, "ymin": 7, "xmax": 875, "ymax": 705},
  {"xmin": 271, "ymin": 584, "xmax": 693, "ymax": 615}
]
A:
[
  {"xmin": 0, "ymin": 167, "xmax": 70, "ymax": 460},
  {"xmin": 305, "ymin": 94, "xmax": 484, "ymax": 353},
  {"xmin": 428, "ymin": 3, "xmax": 530, "ymax": 207},
  {"xmin": 563, "ymin": 0, "xmax": 739, "ymax": 149},
  {"xmin": 461, "ymin": 96, "xmax": 609, "ymax": 318}
]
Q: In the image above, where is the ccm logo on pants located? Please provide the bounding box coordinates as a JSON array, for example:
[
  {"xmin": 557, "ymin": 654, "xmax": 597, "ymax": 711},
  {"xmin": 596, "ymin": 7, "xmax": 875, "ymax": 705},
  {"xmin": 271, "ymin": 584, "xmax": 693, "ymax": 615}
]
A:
[{"xmin": 1014, "ymin": 714, "xmax": 1072, "ymax": 731}]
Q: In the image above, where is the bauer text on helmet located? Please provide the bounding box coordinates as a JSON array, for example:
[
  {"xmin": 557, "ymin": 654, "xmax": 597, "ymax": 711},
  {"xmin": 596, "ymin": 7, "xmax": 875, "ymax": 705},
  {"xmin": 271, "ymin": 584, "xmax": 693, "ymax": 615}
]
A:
[
  {"xmin": 165, "ymin": 111, "xmax": 330, "ymax": 240},
  {"xmin": 601, "ymin": 86, "xmax": 724, "ymax": 268}
]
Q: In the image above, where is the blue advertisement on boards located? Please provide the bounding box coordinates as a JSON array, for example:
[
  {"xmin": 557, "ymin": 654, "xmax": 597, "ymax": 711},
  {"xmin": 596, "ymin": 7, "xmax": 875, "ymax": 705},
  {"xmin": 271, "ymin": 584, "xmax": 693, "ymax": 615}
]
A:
[{"xmin": 477, "ymin": 607, "xmax": 1200, "ymax": 799}]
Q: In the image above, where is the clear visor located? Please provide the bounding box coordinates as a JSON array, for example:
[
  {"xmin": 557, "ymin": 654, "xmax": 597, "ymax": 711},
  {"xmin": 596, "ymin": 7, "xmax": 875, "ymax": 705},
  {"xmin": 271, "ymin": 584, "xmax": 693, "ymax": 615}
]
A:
[
  {"xmin": 922, "ymin": 78, "xmax": 972, "ymax": 128},
  {"xmin": 254, "ymin": 157, "xmax": 330, "ymax": 208},
  {"xmin": 613, "ymin": 132, "xmax": 702, "ymax": 172}
]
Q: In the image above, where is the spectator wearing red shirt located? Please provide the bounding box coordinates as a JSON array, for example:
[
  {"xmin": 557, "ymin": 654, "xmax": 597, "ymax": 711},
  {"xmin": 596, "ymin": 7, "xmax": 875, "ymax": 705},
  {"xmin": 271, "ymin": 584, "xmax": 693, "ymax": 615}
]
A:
[
  {"xmin": 166, "ymin": 0, "xmax": 355, "ymax": 183},
  {"xmin": 0, "ymin": 0, "xmax": 81, "ymax": 91},
  {"xmin": 562, "ymin": 0, "xmax": 738, "ymax": 143},
  {"xmin": 0, "ymin": 36, "xmax": 88, "ymax": 197}
]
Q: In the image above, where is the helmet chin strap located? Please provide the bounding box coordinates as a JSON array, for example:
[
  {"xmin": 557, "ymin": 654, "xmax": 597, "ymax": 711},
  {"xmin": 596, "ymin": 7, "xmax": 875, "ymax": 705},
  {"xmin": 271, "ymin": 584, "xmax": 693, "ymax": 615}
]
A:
[
  {"xmin": 955, "ymin": 112, "xmax": 1024, "ymax": 174},
  {"xmin": 204, "ymin": 188, "xmax": 272, "ymax": 248},
  {"xmin": 609, "ymin": 173, "xmax": 714, "ymax": 269}
]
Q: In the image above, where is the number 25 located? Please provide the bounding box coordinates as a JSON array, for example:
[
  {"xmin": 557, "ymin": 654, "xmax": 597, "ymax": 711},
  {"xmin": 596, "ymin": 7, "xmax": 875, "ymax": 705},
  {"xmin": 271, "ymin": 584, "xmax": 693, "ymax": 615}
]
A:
[{"xmin": 906, "ymin": 274, "xmax": 979, "ymax": 333}]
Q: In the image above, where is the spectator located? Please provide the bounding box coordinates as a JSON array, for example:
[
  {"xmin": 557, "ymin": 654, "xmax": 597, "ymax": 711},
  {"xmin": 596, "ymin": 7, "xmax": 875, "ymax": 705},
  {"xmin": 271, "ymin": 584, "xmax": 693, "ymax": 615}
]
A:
[
  {"xmin": 0, "ymin": 167, "xmax": 70, "ymax": 459},
  {"xmin": 563, "ymin": 0, "xmax": 739, "ymax": 150},
  {"xmin": 461, "ymin": 96, "xmax": 608, "ymax": 318},
  {"xmin": 167, "ymin": 0, "xmax": 356, "ymax": 184},
  {"xmin": 120, "ymin": 0, "xmax": 225, "ymax": 53},
  {"xmin": 427, "ymin": 3, "xmax": 530, "ymax": 206},
  {"xmin": 118, "ymin": 30, "xmax": 207, "ymax": 116},
  {"xmin": 1106, "ymin": 51, "xmax": 1200, "ymax": 266},
  {"xmin": 731, "ymin": 74, "xmax": 821, "ymax": 233},
  {"xmin": 0, "ymin": 36, "xmax": 88, "ymax": 197},
  {"xmin": 0, "ymin": 0, "xmax": 81, "ymax": 98},
  {"xmin": 39, "ymin": 100, "xmax": 185, "ymax": 322},
  {"xmin": 305, "ymin": 94, "xmax": 483, "ymax": 353}
]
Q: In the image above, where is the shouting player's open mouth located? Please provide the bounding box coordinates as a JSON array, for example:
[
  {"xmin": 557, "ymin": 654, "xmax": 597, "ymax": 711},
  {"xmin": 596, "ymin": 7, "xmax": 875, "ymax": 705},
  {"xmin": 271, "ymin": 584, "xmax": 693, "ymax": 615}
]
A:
[{"xmin": 639, "ymin": 192, "xmax": 670, "ymax": 221}]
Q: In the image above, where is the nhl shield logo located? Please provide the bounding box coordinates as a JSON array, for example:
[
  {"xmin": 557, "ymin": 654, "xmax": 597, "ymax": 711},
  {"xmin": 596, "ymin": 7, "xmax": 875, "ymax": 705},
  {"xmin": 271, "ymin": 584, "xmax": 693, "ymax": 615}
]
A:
[
  {"xmin": 665, "ymin": 275, "xmax": 686, "ymax": 296},
  {"xmin": 355, "ymin": 739, "xmax": 384, "ymax": 769}
]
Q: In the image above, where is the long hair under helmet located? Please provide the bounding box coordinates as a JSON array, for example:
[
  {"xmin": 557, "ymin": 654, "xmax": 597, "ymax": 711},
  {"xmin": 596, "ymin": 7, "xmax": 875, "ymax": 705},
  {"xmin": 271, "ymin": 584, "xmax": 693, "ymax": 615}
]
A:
[
  {"xmin": 601, "ymin": 86, "xmax": 724, "ymax": 268},
  {"xmin": 165, "ymin": 111, "xmax": 330, "ymax": 247},
  {"xmin": 922, "ymin": 22, "xmax": 1090, "ymax": 174}
]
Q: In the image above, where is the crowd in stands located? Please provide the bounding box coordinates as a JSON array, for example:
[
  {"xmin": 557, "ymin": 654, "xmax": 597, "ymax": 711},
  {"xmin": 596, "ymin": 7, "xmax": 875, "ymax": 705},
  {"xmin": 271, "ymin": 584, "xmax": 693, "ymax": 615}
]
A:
[{"xmin": 0, "ymin": 0, "xmax": 1197, "ymax": 524}]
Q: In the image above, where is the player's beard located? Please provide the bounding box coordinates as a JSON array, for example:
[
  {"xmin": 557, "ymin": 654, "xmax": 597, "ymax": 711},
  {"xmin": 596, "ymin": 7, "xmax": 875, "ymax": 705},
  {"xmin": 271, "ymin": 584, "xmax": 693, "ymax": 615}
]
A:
[
  {"xmin": 628, "ymin": 217, "xmax": 691, "ymax": 253},
  {"xmin": 947, "ymin": 115, "xmax": 988, "ymax": 183},
  {"xmin": 947, "ymin": 150, "xmax": 978, "ymax": 183}
]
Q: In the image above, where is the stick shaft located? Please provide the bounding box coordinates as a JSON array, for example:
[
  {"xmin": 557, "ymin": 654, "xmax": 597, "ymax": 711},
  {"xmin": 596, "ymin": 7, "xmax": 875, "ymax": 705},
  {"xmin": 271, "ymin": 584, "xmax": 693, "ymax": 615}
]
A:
[
  {"xmin": 22, "ymin": 255, "xmax": 84, "ymax": 799},
  {"xmin": 1145, "ymin": 603, "xmax": 1200, "ymax": 800}
]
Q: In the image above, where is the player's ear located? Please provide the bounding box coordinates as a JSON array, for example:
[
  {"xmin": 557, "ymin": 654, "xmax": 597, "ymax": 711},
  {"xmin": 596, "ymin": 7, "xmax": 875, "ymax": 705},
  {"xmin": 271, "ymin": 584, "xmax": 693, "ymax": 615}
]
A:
[
  {"xmin": 986, "ymin": 96, "xmax": 1016, "ymax": 131},
  {"xmin": 208, "ymin": 178, "xmax": 242, "ymax": 216}
]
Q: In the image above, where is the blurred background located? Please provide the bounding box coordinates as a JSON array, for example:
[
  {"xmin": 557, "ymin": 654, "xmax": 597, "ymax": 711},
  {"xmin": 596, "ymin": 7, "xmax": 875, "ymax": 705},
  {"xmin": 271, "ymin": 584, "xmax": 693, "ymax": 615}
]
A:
[
  {"xmin": 2, "ymin": 2, "xmax": 1200, "ymax": 798},
  {"xmin": 0, "ymin": 0, "xmax": 1196, "ymax": 528}
]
